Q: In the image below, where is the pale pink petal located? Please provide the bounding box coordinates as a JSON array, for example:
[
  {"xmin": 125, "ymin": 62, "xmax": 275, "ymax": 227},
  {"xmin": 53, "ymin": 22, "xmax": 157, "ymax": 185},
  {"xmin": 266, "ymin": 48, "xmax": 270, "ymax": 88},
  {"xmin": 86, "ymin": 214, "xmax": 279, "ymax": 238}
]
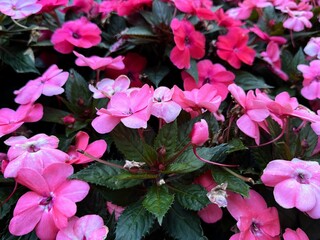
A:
[{"xmin": 92, "ymin": 114, "xmax": 121, "ymax": 134}]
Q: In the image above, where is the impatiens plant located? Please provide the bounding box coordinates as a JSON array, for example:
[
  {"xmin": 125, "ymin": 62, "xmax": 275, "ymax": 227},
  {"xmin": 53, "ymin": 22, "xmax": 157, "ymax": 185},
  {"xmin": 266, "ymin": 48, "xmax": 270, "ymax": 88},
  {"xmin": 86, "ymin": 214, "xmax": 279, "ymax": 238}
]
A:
[{"xmin": 2, "ymin": 0, "xmax": 320, "ymax": 239}]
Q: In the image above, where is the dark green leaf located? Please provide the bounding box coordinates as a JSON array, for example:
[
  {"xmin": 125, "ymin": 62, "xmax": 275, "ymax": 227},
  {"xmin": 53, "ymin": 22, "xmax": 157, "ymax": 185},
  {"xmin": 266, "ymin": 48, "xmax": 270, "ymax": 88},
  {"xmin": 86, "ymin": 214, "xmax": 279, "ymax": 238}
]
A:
[
  {"xmin": 0, "ymin": 187, "xmax": 22, "ymax": 219},
  {"xmin": 153, "ymin": 0, "xmax": 174, "ymax": 25},
  {"xmin": 163, "ymin": 203, "xmax": 205, "ymax": 240},
  {"xmin": 0, "ymin": 47, "xmax": 39, "ymax": 74},
  {"xmin": 291, "ymin": 48, "xmax": 306, "ymax": 70},
  {"xmin": 186, "ymin": 59, "xmax": 199, "ymax": 83},
  {"xmin": 144, "ymin": 65, "xmax": 170, "ymax": 87},
  {"xmin": 122, "ymin": 26, "xmax": 156, "ymax": 39},
  {"xmin": 115, "ymin": 201, "xmax": 155, "ymax": 240},
  {"xmin": 0, "ymin": 231, "xmax": 38, "ymax": 240},
  {"xmin": 142, "ymin": 185, "xmax": 174, "ymax": 225},
  {"xmin": 234, "ymin": 71, "xmax": 272, "ymax": 90},
  {"xmin": 70, "ymin": 162, "xmax": 143, "ymax": 189},
  {"xmin": 42, "ymin": 107, "xmax": 71, "ymax": 124},
  {"xmin": 173, "ymin": 184, "xmax": 210, "ymax": 211},
  {"xmin": 212, "ymin": 166, "xmax": 250, "ymax": 197}
]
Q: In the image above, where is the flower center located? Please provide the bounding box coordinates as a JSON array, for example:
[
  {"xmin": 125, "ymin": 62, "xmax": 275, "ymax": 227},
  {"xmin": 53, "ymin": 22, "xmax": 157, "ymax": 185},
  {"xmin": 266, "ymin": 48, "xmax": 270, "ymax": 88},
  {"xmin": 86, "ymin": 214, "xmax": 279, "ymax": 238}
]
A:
[
  {"xmin": 185, "ymin": 36, "xmax": 191, "ymax": 46},
  {"xmin": 296, "ymin": 172, "xmax": 310, "ymax": 184},
  {"xmin": 27, "ymin": 144, "xmax": 40, "ymax": 153},
  {"xmin": 250, "ymin": 221, "xmax": 262, "ymax": 236},
  {"xmin": 72, "ymin": 32, "xmax": 81, "ymax": 39}
]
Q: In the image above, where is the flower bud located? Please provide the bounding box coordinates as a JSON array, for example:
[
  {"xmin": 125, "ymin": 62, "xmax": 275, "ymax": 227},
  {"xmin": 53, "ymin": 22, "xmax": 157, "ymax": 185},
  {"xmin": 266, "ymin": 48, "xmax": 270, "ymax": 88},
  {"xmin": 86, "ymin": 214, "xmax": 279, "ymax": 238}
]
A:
[{"xmin": 190, "ymin": 119, "xmax": 209, "ymax": 146}]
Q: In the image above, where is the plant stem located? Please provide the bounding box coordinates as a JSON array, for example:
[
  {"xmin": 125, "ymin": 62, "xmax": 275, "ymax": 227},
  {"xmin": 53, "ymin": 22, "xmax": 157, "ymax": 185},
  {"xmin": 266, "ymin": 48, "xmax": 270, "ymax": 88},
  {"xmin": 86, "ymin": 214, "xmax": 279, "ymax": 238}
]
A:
[{"xmin": 222, "ymin": 167, "xmax": 254, "ymax": 184}]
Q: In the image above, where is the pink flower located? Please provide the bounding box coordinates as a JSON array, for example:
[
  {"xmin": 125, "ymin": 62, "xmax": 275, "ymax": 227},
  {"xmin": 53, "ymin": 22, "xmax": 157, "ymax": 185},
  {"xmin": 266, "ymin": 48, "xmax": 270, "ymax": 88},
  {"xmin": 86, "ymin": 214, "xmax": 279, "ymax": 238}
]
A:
[
  {"xmin": 92, "ymin": 84, "xmax": 153, "ymax": 134},
  {"xmin": 0, "ymin": 0, "xmax": 42, "ymax": 19},
  {"xmin": 38, "ymin": 0, "xmax": 68, "ymax": 12},
  {"xmin": 194, "ymin": 171, "xmax": 223, "ymax": 224},
  {"xmin": 51, "ymin": 17, "xmax": 102, "ymax": 54},
  {"xmin": 261, "ymin": 158, "xmax": 320, "ymax": 219},
  {"xmin": 228, "ymin": 84, "xmax": 270, "ymax": 145},
  {"xmin": 190, "ymin": 119, "xmax": 209, "ymax": 146},
  {"xmin": 151, "ymin": 87, "xmax": 182, "ymax": 123},
  {"xmin": 4, "ymin": 133, "xmax": 69, "ymax": 178},
  {"xmin": 106, "ymin": 202, "xmax": 125, "ymax": 221},
  {"xmin": 67, "ymin": 131, "xmax": 107, "ymax": 164},
  {"xmin": 216, "ymin": 27, "xmax": 255, "ymax": 69},
  {"xmin": 73, "ymin": 51, "xmax": 125, "ymax": 71},
  {"xmin": 106, "ymin": 52, "xmax": 147, "ymax": 88},
  {"xmin": 0, "ymin": 103, "xmax": 43, "ymax": 138},
  {"xmin": 304, "ymin": 37, "xmax": 320, "ymax": 59},
  {"xmin": 170, "ymin": 18, "xmax": 205, "ymax": 69},
  {"xmin": 250, "ymin": 25, "xmax": 287, "ymax": 45},
  {"xmin": 172, "ymin": 84, "xmax": 222, "ymax": 117},
  {"xmin": 182, "ymin": 59, "xmax": 235, "ymax": 100},
  {"xmin": 260, "ymin": 41, "xmax": 288, "ymax": 81},
  {"xmin": 298, "ymin": 60, "xmax": 320, "ymax": 100},
  {"xmin": 62, "ymin": 0, "xmax": 99, "ymax": 16},
  {"xmin": 227, "ymin": 190, "xmax": 280, "ymax": 240},
  {"xmin": 14, "ymin": 64, "xmax": 69, "ymax": 104},
  {"xmin": 211, "ymin": 8, "xmax": 243, "ymax": 28},
  {"xmin": 99, "ymin": 0, "xmax": 151, "ymax": 16},
  {"xmin": 283, "ymin": 228, "xmax": 309, "ymax": 240},
  {"xmin": 227, "ymin": 0, "xmax": 273, "ymax": 20},
  {"xmin": 0, "ymin": 153, "xmax": 8, "ymax": 174},
  {"xmin": 56, "ymin": 215, "xmax": 108, "ymax": 240},
  {"xmin": 9, "ymin": 163, "xmax": 90, "ymax": 239},
  {"xmin": 89, "ymin": 75, "xmax": 131, "ymax": 99},
  {"xmin": 173, "ymin": 0, "xmax": 215, "ymax": 20}
]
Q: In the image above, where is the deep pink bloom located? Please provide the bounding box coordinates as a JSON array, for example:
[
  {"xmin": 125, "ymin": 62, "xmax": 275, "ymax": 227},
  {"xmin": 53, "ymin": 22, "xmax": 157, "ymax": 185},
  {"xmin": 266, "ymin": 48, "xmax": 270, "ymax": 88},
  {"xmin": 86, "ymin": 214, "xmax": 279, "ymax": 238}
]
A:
[
  {"xmin": 106, "ymin": 52, "xmax": 147, "ymax": 88},
  {"xmin": 74, "ymin": 51, "xmax": 125, "ymax": 71},
  {"xmin": 9, "ymin": 163, "xmax": 90, "ymax": 239},
  {"xmin": 260, "ymin": 41, "xmax": 288, "ymax": 81},
  {"xmin": 182, "ymin": 59, "xmax": 235, "ymax": 100},
  {"xmin": 92, "ymin": 84, "xmax": 153, "ymax": 133},
  {"xmin": 106, "ymin": 202, "xmax": 125, "ymax": 221},
  {"xmin": 211, "ymin": 8, "xmax": 243, "ymax": 28},
  {"xmin": 250, "ymin": 25, "xmax": 287, "ymax": 45},
  {"xmin": 51, "ymin": 17, "xmax": 102, "ymax": 54},
  {"xmin": 99, "ymin": 0, "xmax": 152, "ymax": 16},
  {"xmin": 67, "ymin": 131, "xmax": 107, "ymax": 164},
  {"xmin": 261, "ymin": 158, "xmax": 320, "ymax": 219},
  {"xmin": 283, "ymin": 228, "xmax": 309, "ymax": 240},
  {"xmin": 172, "ymin": 84, "xmax": 222, "ymax": 117},
  {"xmin": 4, "ymin": 133, "xmax": 69, "ymax": 178},
  {"xmin": 56, "ymin": 215, "xmax": 108, "ymax": 240},
  {"xmin": 89, "ymin": 75, "xmax": 131, "ymax": 99},
  {"xmin": 14, "ymin": 64, "xmax": 69, "ymax": 104},
  {"xmin": 227, "ymin": 190, "xmax": 280, "ymax": 240},
  {"xmin": 62, "ymin": 0, "xmax": 99, "ymax": 16},
  {"xmin": 38, "ymin": 0, "xmax": 68, "ymax": 12},
  {"xmin": 228, "ymin": 84, "xmax": 270, "ymax": 145},
  {"xmin": 151, "ymin": 87, "xmax": 182, "ymax": 123},
  {"xmin": 0, "ymin": 103, "xmax": 43, "ymax": 138},
  {"xmin": 0, "ymin": 0, "xmax": 42, "ymax": 19},
  {"xmin": 298, "ymin": 60, "xmax": 320, "ymax": 100},
  {"xmin": 304, "ymin": 37, "xmax": 320, "ymax": 59},
  {"xmin": 216, "ymin": 28, "xmax": 255, "ymax": 69},
  {"xmin": 170, "ymin": 18, "xmax": 205, "ymax": 69},
  {"xmin": 190, "ymin": 119, "xmax": 209, "ymax": 146},
  {"xmin": 194, "ymin": 171, "xmax": 223, "ymax": 223},
  {"xmin": 226, "ymin": 0, "xmax": 273, "ymax": 20},
  {"xmin": 174, "ymin": 0, "xmax": 215, "ymax": 20}
]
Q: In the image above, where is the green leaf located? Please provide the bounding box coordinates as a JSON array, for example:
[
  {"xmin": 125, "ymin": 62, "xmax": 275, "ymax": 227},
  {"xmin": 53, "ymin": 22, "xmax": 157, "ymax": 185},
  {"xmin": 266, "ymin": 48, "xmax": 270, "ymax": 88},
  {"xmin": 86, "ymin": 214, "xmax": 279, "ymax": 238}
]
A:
[
  {"xmin": 122, "ymin": 26, "xmax": 156, "ymax": 40},
  {"xmin": 152, "ymin": 0, "xmax": 174, "ymax": 25},
  {"xmin": 144, "ymin": 65, "xmax": 170, "ymax": 87},
  {"xmin": 115, "ymin": 201, "xmax": 155, "ymax": 240},
  {"xmin": 212, "ymin": 166, "xmax": 250, "ymax": 197},
  {"xmin": 0, "ymin": 47, "xmax": 39, "ymax": 74},
  {"xmin": 42, "ymin": 107, "xmax": 71, "ymax": 124},
  {"xmin": 291, "ymin": 48, "xmax": 306, "ymax": 70},
  {"xmin": 186, "ymin": 59, "xmax": 199, "ymax": 83},
  {"xmin": 142, "ymin": 185, "xmax": 174, "ymax": 225},
  {"xmin": 282, "ymin": 48, "xmax": 306, "ymax": 81},
  {"xmin": 173, "ymin": 184, "xmax": 210, "ymax": 211},
  {"xmin": 154, "ymin": 121, "xmax": 178, "ymax": 161},
  {"xmin": 111, "ymin": 124, "xmax": 157, "ymax": 166},
  {"xmin": 0, "ymin": 187, "xmax": 22, "ymax": 219},
  {"xmin": 71, "ymin": 162, "xmax": 144, "ymax": 189},
  {"xmin": 163, "ymin": 203, "xmax": 205, "ymax": 240},
  {"xmin": 234, "ymin": 71, "xmax": 272, "ymax": 90}
]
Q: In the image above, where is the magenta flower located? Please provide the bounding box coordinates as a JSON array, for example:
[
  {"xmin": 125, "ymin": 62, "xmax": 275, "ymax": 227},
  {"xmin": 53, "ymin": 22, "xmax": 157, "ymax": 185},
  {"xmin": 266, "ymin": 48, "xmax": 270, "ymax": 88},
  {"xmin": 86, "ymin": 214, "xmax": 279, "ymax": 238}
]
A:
[
  {"xmin": 38, "ymin": 0, "xmax": 67, "ymax": 12},
  {"xmin": 170, "ymin": 18, "xmax": 205, "ymax": 69},
  {"xmin": 67, "ymin": 131, "xmax": 107, "ymax": 164},
  {"xmin": 173, "ymin": 0, "xmax": 215, "ymax": 20},
  {"xmin": 216, "ymin": 27, "xmax": 255, "ymax": 69},
  {"xmin": 14, "ymin": 64, "xmax": 69, "ymax": 104},
  {"xmin": 283, "ymin": 228, "xmax": 309, "ymax": 240},
  {"xmin": 9, "ymin": 163, "xmax": 90, "ymax": 239},
  {"xmin": 56, "ymin": 215, "xmax": 108, "ymax": 240},
  {"xmin": 0, "ymin": 103, "xmax": 43, "ymax": 138},
  {"xmin": 304, "ymin": 37, "xmax": 320, "ymax": 59},
  {"xmin": 228, "ymin": 84, "xmax": 270, "ymax": 145},
  {"xmin": 151, "ymin": 86, "xmax": 181, "ymax": 123},
  {"xmin": 261, "ymin": 158, "xmax": 320, "ymax": 219},
  {"xmin": 74, "ymin": 51, "xmax": 125, "ymax": 71},
  {"xmin": 298, "ymin": 60, "xmax": 320, "ymax": 100},
  {"xmin": 0, "ymin": 0, "xmax": 42, "ymax": 19},
  {"xmin": 51, "ymin": 17, "xmax": 102, "ymax": 54},
  {"xmin": 89, "ymin": 75, "xmax": 130, "ymax": 99},
  {"xmin": 190, "ymin": 119, "xmax": 209, "ymax": 146},
  {"xmin": 92, "ymin": 84, "xmax": 153, "ymax": 134},
  {"xmin": 4, "ymin": 133, "xmax": 69, "ymax": 178},
  {"xmin": 227, "ymin": 190, "xmax": 280, "ymax": 240},
  {"xmin": 182, "ymin": 59, "xmax": 235, "ymax": 100},
  {"xmin": 99, "ymin": 0, "xmax": 151, "ymax": 17}
]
